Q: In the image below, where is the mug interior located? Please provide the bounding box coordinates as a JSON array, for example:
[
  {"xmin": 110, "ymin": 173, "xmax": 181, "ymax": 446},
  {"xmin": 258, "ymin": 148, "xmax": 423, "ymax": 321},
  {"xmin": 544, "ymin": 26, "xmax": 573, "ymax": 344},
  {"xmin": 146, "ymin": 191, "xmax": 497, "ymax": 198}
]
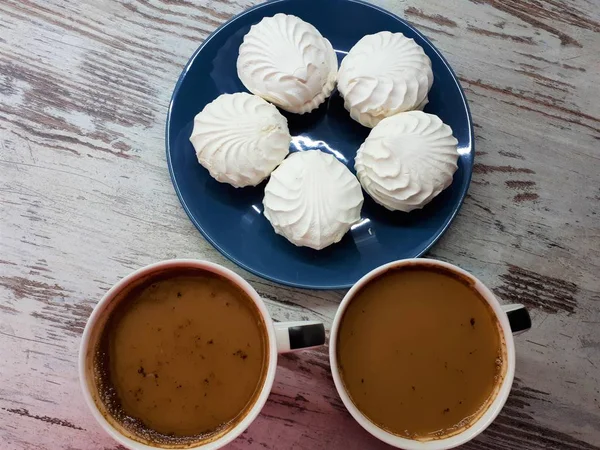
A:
[
  {"xmin": 329, "ymin": 258, "xmax": 515, "ymax": 450},
  {"xmin": 79, "ymin": 259, "xmax": 278, "ymax": 450}
]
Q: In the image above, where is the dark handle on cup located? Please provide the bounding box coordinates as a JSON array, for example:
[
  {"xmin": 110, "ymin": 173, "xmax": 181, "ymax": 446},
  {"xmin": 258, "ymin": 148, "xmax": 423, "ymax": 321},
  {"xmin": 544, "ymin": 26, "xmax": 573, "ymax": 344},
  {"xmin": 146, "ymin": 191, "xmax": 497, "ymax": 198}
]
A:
[
  {"xmin": 274, "ymin": 321, "xmax": 326, "ymax": 353},
  {"xmin": 502, "ymin": 304, "xmax": 531, "ymax": 335}
]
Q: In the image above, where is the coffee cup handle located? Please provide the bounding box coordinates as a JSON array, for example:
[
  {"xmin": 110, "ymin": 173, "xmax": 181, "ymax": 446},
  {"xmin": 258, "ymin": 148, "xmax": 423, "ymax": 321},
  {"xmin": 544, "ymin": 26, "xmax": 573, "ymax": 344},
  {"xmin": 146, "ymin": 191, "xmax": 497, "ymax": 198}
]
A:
[
  {"xmin": 274, "ymin": 321, "xmax": 326, "ymax": 353},
  {"xmin": 502, "ymin": 304, "xmax": 531, "ymax": 335}
]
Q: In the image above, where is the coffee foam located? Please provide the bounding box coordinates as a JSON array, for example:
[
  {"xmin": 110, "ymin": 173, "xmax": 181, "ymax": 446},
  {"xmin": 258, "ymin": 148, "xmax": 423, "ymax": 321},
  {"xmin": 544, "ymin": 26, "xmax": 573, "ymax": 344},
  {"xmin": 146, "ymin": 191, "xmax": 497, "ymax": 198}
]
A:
[
  {"xmin": 86, "ymin": 267, "xmax": 268, "ymax": 449},
  {"xmin": 337, "ymin": 263, "xmax": 509, "ymax": 443}
]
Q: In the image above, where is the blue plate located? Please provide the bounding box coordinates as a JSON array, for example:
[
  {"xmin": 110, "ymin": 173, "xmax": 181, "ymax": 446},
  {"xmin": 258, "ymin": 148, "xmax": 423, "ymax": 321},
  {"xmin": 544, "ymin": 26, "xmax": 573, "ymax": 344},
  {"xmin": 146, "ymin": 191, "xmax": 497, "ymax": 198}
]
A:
[{"xmin": 166, "ymin": 0, "xmax": 473, "ymax": 290}]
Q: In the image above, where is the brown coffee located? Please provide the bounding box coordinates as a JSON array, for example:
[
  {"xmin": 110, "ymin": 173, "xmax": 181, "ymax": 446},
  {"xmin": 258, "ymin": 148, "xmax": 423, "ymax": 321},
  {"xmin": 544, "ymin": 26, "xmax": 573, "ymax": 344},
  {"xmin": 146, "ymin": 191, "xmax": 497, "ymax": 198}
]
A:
[
  {"xmin": 93, "ymin": 269, "xmax": 268, "ymax": 447},
  {"xmin": 337, "ymin": 265, "xmax": 505, "ymax": 440}
]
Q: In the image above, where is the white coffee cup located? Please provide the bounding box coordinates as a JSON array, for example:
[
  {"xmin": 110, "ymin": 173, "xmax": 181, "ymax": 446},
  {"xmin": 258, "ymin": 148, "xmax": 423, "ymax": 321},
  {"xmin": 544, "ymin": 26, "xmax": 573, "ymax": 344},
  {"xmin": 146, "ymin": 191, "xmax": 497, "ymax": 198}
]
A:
[
  {"xmin": 79, "ymin": 259, "xmax": 325, "ymax": 450},
  {"xmin": 329, "ymin": 258, "xmax": 531, "ymax": 450}
]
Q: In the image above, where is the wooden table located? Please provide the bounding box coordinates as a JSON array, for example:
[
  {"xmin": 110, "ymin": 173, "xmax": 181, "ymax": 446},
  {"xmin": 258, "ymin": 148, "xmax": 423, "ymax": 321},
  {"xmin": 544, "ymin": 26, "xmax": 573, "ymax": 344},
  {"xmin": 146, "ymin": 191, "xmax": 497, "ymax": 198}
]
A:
[{"xmin": 1, "ymin": 0, "xmax": 599, "ymax": 448}]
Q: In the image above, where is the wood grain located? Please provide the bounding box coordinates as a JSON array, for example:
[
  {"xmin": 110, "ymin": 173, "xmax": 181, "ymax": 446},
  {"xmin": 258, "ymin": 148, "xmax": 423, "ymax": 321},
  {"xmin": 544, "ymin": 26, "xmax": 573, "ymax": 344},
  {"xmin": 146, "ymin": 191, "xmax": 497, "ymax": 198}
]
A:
[{"xmin": 1, "ymin": 0, "xmax": 599, "ymax": 448}]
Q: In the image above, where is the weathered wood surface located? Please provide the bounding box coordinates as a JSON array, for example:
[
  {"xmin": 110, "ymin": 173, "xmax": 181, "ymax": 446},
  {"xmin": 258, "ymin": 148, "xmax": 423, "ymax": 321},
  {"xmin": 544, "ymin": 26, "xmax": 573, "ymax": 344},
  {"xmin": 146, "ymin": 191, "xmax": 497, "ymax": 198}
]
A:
[{"xmin": 0, "ymin": 0, "xmax": 598, "ymax": 448}]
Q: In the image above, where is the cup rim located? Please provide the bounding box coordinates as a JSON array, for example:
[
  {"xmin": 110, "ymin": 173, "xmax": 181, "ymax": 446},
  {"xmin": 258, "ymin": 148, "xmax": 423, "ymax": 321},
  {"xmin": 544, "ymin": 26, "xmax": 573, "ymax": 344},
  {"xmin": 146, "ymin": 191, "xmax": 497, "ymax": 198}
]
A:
[
  {"xmin": 329, "ymin": 258, "xmax": 516, "ymax": 450},
  {"xmin": 78, "ymin": 259, "xmax": 278, "ymax": 450}
]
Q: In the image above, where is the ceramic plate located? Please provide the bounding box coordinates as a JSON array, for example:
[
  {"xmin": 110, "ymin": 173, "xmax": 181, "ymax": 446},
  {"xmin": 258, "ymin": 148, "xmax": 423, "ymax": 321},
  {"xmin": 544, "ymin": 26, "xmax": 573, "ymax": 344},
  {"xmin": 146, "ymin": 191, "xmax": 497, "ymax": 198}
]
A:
[{"xmin": 166, "ymin": 0, "xmax": 474, "ymax": 289}]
